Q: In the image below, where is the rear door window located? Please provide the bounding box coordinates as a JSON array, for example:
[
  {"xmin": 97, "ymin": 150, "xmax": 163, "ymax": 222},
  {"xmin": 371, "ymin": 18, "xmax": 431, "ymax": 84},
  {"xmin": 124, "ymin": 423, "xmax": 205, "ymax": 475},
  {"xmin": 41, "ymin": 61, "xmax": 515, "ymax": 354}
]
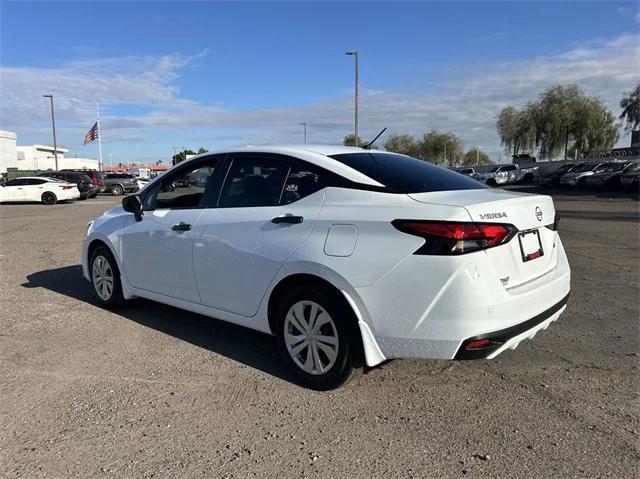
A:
[
  {"xmin": 219, "ymin": 156, "xmax": 290, "ymax": 207},
  {"xmin": 281, "ymin": 166, "xmax": 326, "ymax": 205},
  {"xmin": 329, "ymin": 152, "xmax": 485, "ymax": 193}
]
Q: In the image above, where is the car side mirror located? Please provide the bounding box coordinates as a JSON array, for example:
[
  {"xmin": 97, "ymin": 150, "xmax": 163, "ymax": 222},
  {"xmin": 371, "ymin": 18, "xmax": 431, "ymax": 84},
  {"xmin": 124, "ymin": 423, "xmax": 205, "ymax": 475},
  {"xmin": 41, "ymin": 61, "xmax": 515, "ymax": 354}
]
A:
[{"xmin": 122, "ymin": 195, "xmax": 144, "ymax": 222}]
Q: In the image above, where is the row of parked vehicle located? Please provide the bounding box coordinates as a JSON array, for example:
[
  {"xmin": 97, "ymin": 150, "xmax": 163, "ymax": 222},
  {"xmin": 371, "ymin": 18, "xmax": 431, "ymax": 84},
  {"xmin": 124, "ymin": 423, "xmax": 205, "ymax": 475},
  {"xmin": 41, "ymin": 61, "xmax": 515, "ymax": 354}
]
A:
[
  {"xmin": 541, "ymin": 160, "xmax": 639, "ymax": 190},
  {"xmin": 0, "ymin": 170, "xmax": 146, "ymax": 205},
  {"xmin": 453, "ymin": 159, "xmax": 639, "ymax": 191}
]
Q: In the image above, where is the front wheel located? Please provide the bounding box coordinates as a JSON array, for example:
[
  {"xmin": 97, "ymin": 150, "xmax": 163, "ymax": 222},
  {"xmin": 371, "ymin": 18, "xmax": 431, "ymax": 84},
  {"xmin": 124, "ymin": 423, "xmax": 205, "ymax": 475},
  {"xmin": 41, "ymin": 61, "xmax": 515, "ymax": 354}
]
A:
[
  {"xmin": 41, "ymin": 192, "xmax": 57, "ymax": 205},
  {"xmin": 111, "ymin": 185, "xmax": 124, "ymax": 196},
  {"xmin": 275, "ymin": 285, "xmax": 363, "ymax": 390},
  {"xmin": 90, "ymin": 245, "xmax": 126, "ymax": 308}
]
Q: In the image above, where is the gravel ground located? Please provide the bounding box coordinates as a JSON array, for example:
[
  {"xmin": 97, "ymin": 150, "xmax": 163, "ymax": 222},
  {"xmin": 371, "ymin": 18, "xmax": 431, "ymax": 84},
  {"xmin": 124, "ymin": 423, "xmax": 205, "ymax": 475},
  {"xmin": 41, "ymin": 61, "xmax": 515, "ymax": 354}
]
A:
[{"xmin": 0, "ymin": 188, "xmax": 638, "ymax": 478}]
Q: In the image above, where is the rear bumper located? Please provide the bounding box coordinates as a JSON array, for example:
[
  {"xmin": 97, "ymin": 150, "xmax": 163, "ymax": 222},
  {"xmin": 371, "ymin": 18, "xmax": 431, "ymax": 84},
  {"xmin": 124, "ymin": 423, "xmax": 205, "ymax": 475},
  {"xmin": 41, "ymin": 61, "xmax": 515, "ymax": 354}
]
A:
[
  {"xmin": 454, "ymin": 293, "xmax": 569, "ymax": 359},
  {"xmin": 356, "ymin": 236, "xmax": 571, "ymax": 361}
]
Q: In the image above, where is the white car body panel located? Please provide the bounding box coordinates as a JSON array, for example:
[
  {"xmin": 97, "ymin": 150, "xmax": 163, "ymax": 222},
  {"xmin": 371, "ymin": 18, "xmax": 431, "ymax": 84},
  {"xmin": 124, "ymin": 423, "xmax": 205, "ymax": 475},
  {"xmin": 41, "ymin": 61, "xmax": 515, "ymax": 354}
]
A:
[
  {"xmin": 193, "ymin": 190, "xmax": 325, "ymax": 316},
  {"xmin": 83, "ymin": 146, "xmax": 571, "ymax": 368},
  {"xmin": 120, "ymin": 208, "xmax": 205, "ymax": 303}
]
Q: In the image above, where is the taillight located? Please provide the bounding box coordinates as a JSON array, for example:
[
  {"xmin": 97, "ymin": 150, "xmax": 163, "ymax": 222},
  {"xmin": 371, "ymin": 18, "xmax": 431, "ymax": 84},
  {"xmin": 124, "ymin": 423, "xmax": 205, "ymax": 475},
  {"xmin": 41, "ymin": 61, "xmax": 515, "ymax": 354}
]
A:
[
  {"xmin": 59, "ymin": 184, "xmax": 74, "ymax": 190},
  {"xmin": 392, "ymin": 220, "xmax": 517, "ymax": 255}
]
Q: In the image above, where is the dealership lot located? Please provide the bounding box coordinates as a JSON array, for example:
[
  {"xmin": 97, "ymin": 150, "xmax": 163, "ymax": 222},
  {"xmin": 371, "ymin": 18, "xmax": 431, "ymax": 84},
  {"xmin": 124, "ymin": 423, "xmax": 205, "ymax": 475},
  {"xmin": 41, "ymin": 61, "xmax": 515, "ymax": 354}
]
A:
[{"xmin": 0, "ymin": 189, "xmax": 638, "ymax": 478}]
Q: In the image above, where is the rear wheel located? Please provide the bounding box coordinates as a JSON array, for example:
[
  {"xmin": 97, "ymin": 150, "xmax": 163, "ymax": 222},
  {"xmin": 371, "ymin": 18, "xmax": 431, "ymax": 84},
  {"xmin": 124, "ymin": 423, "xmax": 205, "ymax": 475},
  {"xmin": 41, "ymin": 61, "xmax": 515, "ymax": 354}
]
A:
[
  {"xmin": 111, "ymin": 185, "xmax": 124, "ymax": 196},
  {"xmin": 275, "ymin": 285, "xmax": 363, "ymax": 390},
  {"xmin": 41, "ymin": 192, "xmax": 57, "ymax": 205},
  {"xmin": 90, "ymin": 245, "xmax": 126, "ymax": 308}
]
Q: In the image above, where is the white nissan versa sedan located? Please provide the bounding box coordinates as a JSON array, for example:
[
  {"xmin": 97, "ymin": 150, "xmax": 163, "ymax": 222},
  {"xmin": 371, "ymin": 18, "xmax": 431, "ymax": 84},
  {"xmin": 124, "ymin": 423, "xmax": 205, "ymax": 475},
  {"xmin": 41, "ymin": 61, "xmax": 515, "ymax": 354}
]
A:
[{"xmin": 83, "ymin": 146, "xmax": 570, "ymax": 389}]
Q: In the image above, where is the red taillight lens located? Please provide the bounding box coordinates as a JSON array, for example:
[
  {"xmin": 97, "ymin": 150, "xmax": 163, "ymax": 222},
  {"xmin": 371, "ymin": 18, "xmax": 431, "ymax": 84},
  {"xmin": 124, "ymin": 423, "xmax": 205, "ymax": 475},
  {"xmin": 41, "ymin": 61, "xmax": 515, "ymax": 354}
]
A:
[
  {"xmin": 59, "ymin": 185, "xmax": 74, "ymax": 190},
  {"xmin": 392, "ymin": 220, "xmax": 517, "ymax": 255},
  {"xmin": 465, "ymin": 339, "xmax": 492, "ymax": 350}
]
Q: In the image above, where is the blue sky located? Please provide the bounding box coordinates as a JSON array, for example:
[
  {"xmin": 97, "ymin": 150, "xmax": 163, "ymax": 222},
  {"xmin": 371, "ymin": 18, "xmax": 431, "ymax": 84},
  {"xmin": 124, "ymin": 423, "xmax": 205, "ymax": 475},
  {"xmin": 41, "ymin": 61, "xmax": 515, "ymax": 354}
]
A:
[{"xmin": 1, "ymin": 1, "xmax": 639, "ymax": 163}]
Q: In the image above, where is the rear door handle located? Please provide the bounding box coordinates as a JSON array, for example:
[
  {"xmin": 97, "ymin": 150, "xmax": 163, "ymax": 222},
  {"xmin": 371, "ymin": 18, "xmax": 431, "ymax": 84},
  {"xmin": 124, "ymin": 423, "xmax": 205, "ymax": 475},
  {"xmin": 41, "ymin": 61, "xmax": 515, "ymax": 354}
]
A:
[
  {"xmin": 171, "ymin": 222, "xmax": 191, "ymax": 231},
  {"xmin": 271, "ymin": 214, "xmax": 303, "ymax": 224}
]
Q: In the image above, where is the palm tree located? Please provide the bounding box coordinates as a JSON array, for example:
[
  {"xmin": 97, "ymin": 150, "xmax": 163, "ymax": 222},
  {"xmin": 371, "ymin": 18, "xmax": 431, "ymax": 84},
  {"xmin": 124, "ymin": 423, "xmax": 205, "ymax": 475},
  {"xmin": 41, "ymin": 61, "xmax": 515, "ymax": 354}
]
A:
[{"xmin": 620, "ymin": 84, "xmax": 640, "ymax": 133}]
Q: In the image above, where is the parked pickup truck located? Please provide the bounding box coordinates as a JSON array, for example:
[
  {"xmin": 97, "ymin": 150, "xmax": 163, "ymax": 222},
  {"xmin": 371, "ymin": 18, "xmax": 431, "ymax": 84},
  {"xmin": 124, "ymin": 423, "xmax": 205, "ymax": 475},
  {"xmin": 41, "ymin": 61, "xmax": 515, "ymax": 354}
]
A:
[
  {"xmin": 477, "ymin": 164, "xmax": 538, "ymax": 186},
  {"xmin": 102, "ymin": 173, "xmax": 139, "ymax": 196}
]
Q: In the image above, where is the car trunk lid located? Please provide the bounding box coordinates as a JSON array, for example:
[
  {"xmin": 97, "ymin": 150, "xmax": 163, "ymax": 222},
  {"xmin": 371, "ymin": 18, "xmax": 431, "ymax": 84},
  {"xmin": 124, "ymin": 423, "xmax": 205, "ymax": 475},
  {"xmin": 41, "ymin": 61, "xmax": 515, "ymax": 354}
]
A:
[{"xmin": 408, "ymin": 189, "xmax": 558, "ymax": 289}]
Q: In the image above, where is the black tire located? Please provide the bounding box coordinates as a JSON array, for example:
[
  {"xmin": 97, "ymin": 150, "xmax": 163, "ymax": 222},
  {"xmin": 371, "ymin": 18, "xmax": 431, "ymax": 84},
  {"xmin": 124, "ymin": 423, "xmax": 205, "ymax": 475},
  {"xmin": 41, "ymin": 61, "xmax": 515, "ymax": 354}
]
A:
[
  {"xmin": 486, "ymin": 178, "xmax": 497, "ymax": 187},
  {"xmin": 111, "ymin": 185, "xmax": 124, "ymax": 196},
  {"xmin": 90, "ymin": 245, "xmax": 126, "ymax": 309},
  {"xmin": 41, "ymin": 192, "xmax": 57, "ymax": 205},
  {"xmin": 275, "ymin": 284, "xmax": 364, "ymax": 390}
]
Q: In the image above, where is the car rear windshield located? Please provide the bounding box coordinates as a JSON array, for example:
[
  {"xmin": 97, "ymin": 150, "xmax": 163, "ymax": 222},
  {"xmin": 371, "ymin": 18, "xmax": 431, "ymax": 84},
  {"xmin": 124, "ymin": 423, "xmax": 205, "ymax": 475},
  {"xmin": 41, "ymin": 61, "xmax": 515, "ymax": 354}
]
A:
[{"xmin": 329, "ymin": 152, "xmax": 485, "ymax": 193}]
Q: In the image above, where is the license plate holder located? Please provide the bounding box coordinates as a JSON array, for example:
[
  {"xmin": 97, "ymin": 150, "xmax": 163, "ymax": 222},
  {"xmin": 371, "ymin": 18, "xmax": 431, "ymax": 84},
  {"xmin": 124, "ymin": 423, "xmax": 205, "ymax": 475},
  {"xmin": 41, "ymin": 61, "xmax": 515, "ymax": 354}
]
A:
[{"xmin": 518, "ymin": 229, "xmax": 544, "ymax": 262}]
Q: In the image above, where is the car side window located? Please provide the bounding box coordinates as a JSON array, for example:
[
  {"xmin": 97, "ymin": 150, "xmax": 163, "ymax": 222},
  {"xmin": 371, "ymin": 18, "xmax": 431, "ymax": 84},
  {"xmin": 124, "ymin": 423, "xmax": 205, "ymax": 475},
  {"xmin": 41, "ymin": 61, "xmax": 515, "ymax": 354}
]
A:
[
  {"xmin": 281, "ymin": 166, "xmax": 326, "ymax": 205},
  {"xmin": 144, "ymin": 157, "xmax": 219, "ymax": 210},
  {"xmin": 26, "ymin": 179, "xmax": 47, "ymax": 185},
  {"xmin": 6, "ymin": 179, "xmax": 27, "ymax": 186},
  {"xmin": 219, "ymin": 157, "xmax": 290, "ymax": 207}
]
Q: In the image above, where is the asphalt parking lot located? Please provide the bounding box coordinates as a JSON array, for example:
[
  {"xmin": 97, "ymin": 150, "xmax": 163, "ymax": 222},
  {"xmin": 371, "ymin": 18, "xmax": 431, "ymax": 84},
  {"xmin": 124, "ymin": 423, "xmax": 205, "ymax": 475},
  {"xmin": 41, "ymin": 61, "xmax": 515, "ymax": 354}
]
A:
[{"xmin": 1, "ymin": 188, "xmax": 638, "ymax": 478}]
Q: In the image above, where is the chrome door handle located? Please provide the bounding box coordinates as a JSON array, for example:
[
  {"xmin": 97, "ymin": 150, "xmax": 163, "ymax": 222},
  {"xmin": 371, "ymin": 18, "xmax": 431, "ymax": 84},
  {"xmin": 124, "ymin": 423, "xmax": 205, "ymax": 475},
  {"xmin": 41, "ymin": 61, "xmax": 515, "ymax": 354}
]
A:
[
  {"xmin": 171, "ymin": 222, "xmax": 191, "ymax": 231},
  {"xmin": 271, "ymin": 214, "xmax": 303, "ymax": 224}
]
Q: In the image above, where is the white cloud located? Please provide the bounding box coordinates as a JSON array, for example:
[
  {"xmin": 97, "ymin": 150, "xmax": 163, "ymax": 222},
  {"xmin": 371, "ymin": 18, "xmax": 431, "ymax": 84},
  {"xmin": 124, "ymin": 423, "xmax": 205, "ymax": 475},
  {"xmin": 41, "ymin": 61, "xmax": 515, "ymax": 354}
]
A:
[{"xmin": 1, "ymin": 36, "xmax": 638, "ymax": 160}]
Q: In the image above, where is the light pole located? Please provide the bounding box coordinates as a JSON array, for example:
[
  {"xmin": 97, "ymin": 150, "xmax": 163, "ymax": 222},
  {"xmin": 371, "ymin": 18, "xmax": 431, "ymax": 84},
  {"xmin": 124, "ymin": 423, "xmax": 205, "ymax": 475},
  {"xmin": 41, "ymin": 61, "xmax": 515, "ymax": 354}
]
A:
[
  {"xmin": 43, "ymin": 95, "xmax": 58, "ymax": 170},
  {"xmin": 475, "ymin": 146, "xmax": 482, "ymax": 166},
  {"xmin": 345, "ymin": 51, "xmax": 359, "ymax": 146},
  {"xmin": 300, "ymin": 122, "xmax": 307, "ymax": 144}
]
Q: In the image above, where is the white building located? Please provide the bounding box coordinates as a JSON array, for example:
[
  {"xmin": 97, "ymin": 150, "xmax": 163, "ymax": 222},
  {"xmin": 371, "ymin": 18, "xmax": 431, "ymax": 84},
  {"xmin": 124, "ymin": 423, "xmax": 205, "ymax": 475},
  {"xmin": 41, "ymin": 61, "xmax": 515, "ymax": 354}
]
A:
[
  {"xmin": 0, "ymin": 130, "xmax": 99, "ymax": 173},
  {"xmin": 0, "ymin": 130, "xmax": 17, "ymax": 174}
]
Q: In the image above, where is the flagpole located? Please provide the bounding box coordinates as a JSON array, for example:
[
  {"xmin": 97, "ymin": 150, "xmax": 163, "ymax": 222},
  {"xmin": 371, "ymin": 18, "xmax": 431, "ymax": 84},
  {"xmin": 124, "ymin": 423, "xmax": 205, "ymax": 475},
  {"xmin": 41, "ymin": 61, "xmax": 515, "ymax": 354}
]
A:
[{"xmin": 96, "ymin": 102, "xmax": 104, "ymax": 172}]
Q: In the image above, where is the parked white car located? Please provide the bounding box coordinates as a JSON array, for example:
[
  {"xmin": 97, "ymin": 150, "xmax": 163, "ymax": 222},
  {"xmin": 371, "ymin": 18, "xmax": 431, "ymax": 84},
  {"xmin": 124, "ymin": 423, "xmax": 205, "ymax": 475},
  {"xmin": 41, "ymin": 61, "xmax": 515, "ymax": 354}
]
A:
[
  {"xmin": 0, "ymin": 177, "xmax": 80, "ymax": 204},
  {"xmin": 83, "ymin": 146, "xmax": 571, "ymax": 389}
]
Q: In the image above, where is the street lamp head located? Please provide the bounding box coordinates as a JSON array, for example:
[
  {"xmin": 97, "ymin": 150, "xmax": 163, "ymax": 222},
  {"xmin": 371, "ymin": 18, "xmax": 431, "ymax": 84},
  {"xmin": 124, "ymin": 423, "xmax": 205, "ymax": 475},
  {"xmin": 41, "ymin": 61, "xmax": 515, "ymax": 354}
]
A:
[
  {"xmin": 345, "ymin": 51, "xmax": 358, "ymax": 56},
  {"xmin": 43, "ymin": 94, "xmax": 53, "ymax": 98}
]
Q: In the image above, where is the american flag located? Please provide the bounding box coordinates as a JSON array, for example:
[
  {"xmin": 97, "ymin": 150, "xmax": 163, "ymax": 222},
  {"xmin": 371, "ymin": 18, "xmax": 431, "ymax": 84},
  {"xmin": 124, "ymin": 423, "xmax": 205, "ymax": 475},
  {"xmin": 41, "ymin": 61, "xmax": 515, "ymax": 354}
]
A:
[{"xmin": 84, "ymin": 122, "xmax": 99, "ymax": 145}]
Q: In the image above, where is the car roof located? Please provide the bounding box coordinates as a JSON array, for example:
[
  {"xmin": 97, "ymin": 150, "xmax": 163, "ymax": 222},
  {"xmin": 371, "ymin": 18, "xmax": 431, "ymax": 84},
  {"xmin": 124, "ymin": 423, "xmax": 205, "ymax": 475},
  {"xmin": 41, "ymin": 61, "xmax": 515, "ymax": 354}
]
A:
[
  {"xmin": 11, "ymin": 176, "xmax": 58, "ymax": 181},
  {"xmin": 178, "ymin": 145, "xmax": 406, "ymax": 187}
]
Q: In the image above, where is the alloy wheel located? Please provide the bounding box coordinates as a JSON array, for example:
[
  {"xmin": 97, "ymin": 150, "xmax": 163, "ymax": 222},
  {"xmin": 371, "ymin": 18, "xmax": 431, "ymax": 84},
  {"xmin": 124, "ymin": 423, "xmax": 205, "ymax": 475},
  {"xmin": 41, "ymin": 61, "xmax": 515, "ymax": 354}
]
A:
[
  {"xmin": 92, "ymin": 255, "xmax": 114, "ymax": 301},
  {"xmin": 284, "ymin": 300, "xmax": 339, "ymax": 375},
  {"xmin": 42, "ymin": 192, "xmax": 56, "ymax": 205}
]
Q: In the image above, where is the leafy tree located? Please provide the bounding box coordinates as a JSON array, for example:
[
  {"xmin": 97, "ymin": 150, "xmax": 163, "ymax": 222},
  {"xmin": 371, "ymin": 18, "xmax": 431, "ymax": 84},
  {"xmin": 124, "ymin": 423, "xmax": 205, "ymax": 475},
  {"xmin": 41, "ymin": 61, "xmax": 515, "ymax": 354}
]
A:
[
  {"xmin": 620, "ymin": 84, "xmax": 640, "ymax": 133},
  {"xmin": 342, "ymin": 134, "xmax": 365, "ymax": 147},
  {"xmin": 496, "ymin": 105, "xmax": 536, "ymax": 156},
  {"xmin": 462, "ymin": 148, "xmax": 493, "ymax": 166},
  {"xmin": 496, "ymin": 84, "xmax": 619, "ymax": 159},
  {"xmin": 418, "ymin": 130, "xmax": 464, "ymax": 165},
  {"xmin": 197, "ymin": 147, "xmax": 209, "ymax": 154},
  {"xmin": 172, "ymin": 149, "xmax": 196, "ymax": 165},
  {"xmin": 570, "ymin": 95, "xmax": 619, "ymax": 157},
  {"xmin": 383, "ymin": 134, "xmax": 419, "ymax": 157}
]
